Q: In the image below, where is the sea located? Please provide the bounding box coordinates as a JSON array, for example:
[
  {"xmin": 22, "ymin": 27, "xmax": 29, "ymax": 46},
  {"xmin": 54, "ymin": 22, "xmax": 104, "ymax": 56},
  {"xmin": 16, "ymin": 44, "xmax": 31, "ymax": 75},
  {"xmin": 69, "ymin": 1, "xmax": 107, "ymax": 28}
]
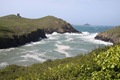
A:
[{"xmin": 0, "ymin": 25, "xmax": 114, "ymax": 69}]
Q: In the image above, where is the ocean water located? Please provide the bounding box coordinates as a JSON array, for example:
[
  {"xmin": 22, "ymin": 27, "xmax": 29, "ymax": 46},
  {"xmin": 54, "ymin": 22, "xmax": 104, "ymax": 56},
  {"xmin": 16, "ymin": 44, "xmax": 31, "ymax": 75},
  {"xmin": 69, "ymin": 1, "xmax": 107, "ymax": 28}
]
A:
[{"xmin": 0, "ymin": 25, "xmax": 113, "ymax": 68}]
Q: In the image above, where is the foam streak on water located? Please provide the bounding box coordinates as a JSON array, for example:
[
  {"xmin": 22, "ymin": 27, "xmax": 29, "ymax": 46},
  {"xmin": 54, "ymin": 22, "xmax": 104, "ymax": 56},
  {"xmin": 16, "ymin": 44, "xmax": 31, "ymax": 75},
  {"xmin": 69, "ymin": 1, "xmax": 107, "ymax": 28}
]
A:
[
  {"xmin": 0, "ymin": 31, "xmax": 113, "ymax": 69},
  {"xmin": 54, "ymin": 44, "xmax": 71, "ymax": 57}
]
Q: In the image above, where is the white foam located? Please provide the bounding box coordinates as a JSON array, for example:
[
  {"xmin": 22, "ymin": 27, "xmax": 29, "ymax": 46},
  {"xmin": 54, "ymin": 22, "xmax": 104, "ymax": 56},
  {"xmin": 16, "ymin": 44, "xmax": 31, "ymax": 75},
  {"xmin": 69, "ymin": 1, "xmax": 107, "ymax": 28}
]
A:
[
  {"xmin": 21, "ymin": 53, "xmax": 46, "ymax": 62},
  {"xmin": 54, "ymin": 44, "xmax": 71, "ymax": 57},
  {"xmin": 56, "ymin": 41, "xmax": 62, "ymax": 44},
  {"xmin": 82, "ymin": 32, "xmax": 90, "ymax": 35},
  {"xmin": 17, "ymin": 59, "xmax": 29, "ymax": 62},
  {"xmin": 63, "ymin": 32, "xmax": 113, "ymax": 46},
  {"xmin": 25, "ymin": 41, "xmax": 45, "ymax": 47},
  {"xmin": 81, "ymin": 33, "xmax": 97, "ymax": 39},
  {"xmin": 48, "ymin": 36, "xmax": 57, "ymax": 40},
  {"xmin": 66, "ymin": 38, "xmax": 73, "ymax": 42},
  {"xmin": 81, "ymin": 33, "xmax": 113, "ymax": 45},
  {"xmin": 0, "ymin": 62, "xmax": 9, "ymax": 67},
  {"xmin": 52, "ymin": 32, "xmax": 58, "ymax": 35},
  {"xmin": 0, "ymin": 48, "xmax": 15, "ymax": 52},
  {"xmin": 46, "ymin": 33, "xmax": 61, "ymax": 40},
  {"xmin": 20, "ymin": 50, "xmax": 39, "ymax": 54},
  {"xmin": 92, "ymin": 39, "xmax": 113, "ymax": 45},
  {"xmin": 46, "ymin": 32, "xmax": 59, "ymax": 37},
  {"xmin": 64, "ymin": 33, "xmax": 81, "ymax": 36}
]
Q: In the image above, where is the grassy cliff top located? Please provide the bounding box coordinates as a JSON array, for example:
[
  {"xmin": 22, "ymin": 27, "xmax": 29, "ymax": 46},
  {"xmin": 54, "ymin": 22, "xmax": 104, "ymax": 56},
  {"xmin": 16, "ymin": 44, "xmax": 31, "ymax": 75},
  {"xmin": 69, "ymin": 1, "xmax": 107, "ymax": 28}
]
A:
[
  {"xmin": 0, "ymin": 14, "xmax": 73, "ymax": 38},
  {"xmin": 101, "ymin": 26, "xmax": 120, "ymax": 35},
  {"xmin": 95, "ymin": 26, "xmax": 120, "ymax": 43}
]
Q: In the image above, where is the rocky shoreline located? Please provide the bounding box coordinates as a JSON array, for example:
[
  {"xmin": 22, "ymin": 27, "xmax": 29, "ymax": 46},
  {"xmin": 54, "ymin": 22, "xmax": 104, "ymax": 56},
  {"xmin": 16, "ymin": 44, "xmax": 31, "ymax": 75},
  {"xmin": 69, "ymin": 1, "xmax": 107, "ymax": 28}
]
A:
[
  {"xmin": 44, "ymin": 23, "xmax": 80, "ymax": 34},
  {"xmin": 0, "ymin": 29, "xmax": 47, "ymax": 49},
  {"xmin": 0, "ymin": 14, "xmax": 80, "ymax": 49},
  {"xmin": 95, "ymin": 26, "xmax": 120, "ymax": 44}
]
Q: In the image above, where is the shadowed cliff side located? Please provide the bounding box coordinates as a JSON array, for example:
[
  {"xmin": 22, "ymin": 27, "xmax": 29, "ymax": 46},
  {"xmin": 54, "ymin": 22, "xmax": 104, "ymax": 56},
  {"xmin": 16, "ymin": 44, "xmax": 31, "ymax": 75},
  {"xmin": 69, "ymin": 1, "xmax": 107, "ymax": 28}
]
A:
[
  {"xmin": 0, "ymin": 29, "xmax": 46, "ymax": 49},
  {"xmin": 95, "ymin": 26, "xmax": 120, "ymax": 44},
  {"xmin": 34, "ymin": 16, "xmax": 81, "ymax": 34},
  {"xmin": 0, "ymin": 14, "xmax": 80, "ymax": 49}
]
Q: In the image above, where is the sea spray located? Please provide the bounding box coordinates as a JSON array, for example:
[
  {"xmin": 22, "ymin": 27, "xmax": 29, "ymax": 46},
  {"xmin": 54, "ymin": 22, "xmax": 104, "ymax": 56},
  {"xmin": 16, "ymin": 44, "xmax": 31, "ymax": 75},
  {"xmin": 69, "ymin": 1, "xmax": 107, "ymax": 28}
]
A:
[{"xmin": 0, "ymin": 26, "xmax": 113, "ymax": 69}]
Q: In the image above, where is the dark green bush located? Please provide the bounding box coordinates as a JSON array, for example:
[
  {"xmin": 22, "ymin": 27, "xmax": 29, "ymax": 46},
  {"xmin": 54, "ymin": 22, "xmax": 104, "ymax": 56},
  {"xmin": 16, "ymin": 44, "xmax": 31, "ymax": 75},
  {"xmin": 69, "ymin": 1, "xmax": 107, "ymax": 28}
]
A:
[{"xmin": 1, "ymin": 44, "xmax": 120, "ymax": 80}]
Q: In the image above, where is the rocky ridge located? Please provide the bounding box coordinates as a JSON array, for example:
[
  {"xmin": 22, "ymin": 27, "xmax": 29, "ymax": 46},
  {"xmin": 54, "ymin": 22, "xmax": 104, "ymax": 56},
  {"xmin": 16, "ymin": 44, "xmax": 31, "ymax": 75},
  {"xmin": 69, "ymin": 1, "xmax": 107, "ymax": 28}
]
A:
[
  {"xmin": 95, "ymin": 26, "xmax": 120, "ymax": 44},
  {"xmin": 0, "ymin": 29, "xmax": 46, "ymax": 49},
  {"xmin": 0, "ymin": 14, "xmax": 80, "ymax": 49}
]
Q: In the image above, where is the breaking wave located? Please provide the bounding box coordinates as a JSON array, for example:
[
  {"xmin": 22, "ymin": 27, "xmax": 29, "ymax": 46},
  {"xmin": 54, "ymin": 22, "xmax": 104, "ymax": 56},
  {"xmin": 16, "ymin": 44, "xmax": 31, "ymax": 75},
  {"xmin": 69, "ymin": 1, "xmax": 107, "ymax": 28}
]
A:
[{"xmin": 0, "ymin": 31, "xmax": 113, "ymax": 69}]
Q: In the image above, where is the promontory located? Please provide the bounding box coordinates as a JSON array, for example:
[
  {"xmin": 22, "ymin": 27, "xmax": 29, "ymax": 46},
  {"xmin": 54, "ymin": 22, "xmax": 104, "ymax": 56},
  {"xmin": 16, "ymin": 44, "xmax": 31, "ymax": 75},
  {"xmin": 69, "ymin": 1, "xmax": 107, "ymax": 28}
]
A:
[
  {"xmin": 95, "ymin": 26, "xmax": 120, "ymax": 44},
  {"xmin": 0, "ymin": 14, "xmax": 80, "ymax": 49}
]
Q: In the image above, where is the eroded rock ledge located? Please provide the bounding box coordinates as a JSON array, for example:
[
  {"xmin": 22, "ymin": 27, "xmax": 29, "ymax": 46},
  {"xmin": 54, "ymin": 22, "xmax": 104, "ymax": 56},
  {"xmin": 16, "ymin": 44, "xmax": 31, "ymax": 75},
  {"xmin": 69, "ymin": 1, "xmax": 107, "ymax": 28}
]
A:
[
  {"xmin": 95, "ymin": 26, "xmax": 120, "ymax": 44},
  {"xmin": 41, "ymin": 16, "xmax": 81, "ymax": 34},
  {"xmin": 0, "ymin": 29, "xmax": 46, "ymax": 49},
  {"xmin": 0, "ymin": 15, "xmax": 81, "ymax": 49}
]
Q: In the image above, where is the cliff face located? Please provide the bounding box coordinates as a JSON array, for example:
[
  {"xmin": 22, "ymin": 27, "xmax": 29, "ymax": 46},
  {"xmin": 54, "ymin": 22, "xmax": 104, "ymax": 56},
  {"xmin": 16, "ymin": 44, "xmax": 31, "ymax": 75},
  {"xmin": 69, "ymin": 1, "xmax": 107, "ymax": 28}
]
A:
[
  {"xmin": 38, "ymin": 16, "xmax": 81, "ymax": 34},
  {"xmin": 0, "ymin": 14, "xmax": 81, "ymax": 49},
  {"xmin": 0, "ymin": 29, "xmax": 46, "ymax": 49},
  {"xmin": 95, "ymin": 26, "xmax": 120, "ymax": 44},
  {"xmin": 44, "ymin": 23, "xmax": 80, "ymax": 34}
]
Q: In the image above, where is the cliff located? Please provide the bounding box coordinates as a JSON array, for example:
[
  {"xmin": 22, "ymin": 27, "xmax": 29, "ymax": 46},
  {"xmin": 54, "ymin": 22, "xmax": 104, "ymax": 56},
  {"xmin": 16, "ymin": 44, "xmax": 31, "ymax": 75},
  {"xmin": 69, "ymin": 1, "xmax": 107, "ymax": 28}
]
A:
[
  {"xmin": 34, "ymin": 16, "xmax": 80, "ymax": 34},
  {"xmin": 0, "ymin": 14, "xmax": 80, "ymax": 48},
  {"xmin": 0, "ymin": 29, "xmax": 46, "ymax": 49},
  {"xmin": 95, "ymin": 26, "xmax": 120, "ymax": 44}
]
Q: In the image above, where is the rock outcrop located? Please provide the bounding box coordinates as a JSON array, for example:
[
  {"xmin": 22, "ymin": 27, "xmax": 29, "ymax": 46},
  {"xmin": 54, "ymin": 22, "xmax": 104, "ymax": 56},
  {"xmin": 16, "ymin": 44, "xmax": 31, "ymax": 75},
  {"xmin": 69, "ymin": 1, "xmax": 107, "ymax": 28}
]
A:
[
  {"xmin": 0, "ymin": 29, "xmax": 46, "ymax": 49},
  {"xmin": 43, "ymin": 23, "xmax": 80, "ymax": 34},
  {"xmin": 38, "ymin": 16, "xmax": 81, "ymax": 34},
  {"xmin": 0, "ymin": 14, "xmax": 81, "ymax": 49},
  {"xmin": 95, "ymin": 26, "xmax": 120, "ymax": 44}
]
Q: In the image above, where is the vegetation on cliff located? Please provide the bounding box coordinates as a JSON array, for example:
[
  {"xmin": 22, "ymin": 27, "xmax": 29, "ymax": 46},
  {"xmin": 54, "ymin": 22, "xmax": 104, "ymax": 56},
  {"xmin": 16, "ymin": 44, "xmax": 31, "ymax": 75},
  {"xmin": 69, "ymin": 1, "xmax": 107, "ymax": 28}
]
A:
[
  {"xmin": 0, "ymin": 14, "xmax": 79, "ymax": 35},
  {"xmin": 0, "ymin": 14, "xmax": 80, "ymax": 48},
  {"xmin": 0, "ymin": 44, "xmax": 120, "ymax": 80},
  {"xmin": 95, "ymin": 26, "xmax": 120, "ymax": 44}
]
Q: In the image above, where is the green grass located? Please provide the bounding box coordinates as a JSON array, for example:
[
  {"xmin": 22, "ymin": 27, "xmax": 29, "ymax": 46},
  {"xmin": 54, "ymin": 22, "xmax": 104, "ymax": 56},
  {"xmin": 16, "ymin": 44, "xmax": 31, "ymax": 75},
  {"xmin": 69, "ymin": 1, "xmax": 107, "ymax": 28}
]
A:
[
  {"xmin": 0, "ymin": 44, "xmax": 120, "ymax": 80},
  {"xmin": 96, "ymin": 26, "xmax": 120, "ymax": 43},
  {"xmin": 103, "ymin": 26, "xmax": 120, "ymax": 34},
  {"xmin": 101, "ymin": 26, "xmax": 120, "ymax": 38},
  {"xmin": 0, "ymin": 14, "xmax": 70, "ymax": 38}
]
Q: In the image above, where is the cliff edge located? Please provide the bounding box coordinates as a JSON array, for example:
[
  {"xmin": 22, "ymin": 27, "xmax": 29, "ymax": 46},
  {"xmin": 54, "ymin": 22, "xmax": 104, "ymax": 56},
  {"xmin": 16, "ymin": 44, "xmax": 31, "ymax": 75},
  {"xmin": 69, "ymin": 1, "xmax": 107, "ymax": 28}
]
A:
[
  {"xmin": 0, "ymin": 14, "xmax": 80, "ymax": 48},
  {"xmin": 95, "ymin": 26, "xmax": 120, "ymax": 44}
]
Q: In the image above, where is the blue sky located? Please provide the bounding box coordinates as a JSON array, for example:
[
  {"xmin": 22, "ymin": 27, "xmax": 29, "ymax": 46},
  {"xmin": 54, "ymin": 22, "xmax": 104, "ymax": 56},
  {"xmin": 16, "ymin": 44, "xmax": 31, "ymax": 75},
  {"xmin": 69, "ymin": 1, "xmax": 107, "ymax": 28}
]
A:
[{"xmin": 0, "ymin": 0, "xmax": 120, "ymax": 26}]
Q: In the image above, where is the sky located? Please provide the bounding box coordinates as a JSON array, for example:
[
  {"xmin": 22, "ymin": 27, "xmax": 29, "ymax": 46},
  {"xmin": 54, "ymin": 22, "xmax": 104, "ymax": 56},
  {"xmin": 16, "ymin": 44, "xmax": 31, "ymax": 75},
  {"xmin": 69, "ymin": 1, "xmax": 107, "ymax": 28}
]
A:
[{"xmin": 0, "ymin": 0, "xmax": 120, "ymax": 26}]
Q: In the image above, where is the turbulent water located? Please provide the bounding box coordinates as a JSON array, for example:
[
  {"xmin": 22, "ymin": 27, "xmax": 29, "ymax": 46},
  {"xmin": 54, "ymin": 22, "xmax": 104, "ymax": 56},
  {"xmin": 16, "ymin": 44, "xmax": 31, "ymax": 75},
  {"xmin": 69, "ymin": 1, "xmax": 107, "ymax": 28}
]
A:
[{"xmin": 0, "ymin": 25, "xmax": 113, "ymax": 68}]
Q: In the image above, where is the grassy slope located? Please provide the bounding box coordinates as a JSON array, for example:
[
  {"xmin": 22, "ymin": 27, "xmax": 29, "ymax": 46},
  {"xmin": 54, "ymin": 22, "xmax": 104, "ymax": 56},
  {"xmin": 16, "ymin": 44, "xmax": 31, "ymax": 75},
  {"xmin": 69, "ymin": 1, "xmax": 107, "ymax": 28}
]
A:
[
  {"xmin": 95, "ymin": 26, "xmax": 120, "ymax": 43},
  {"xmin": 0, "ymin": 14, "xmax": 70, "ymax": 38},
  {"xmin": 0, "ymin": 44, "xmax": 120, "ymax": 80},
  {"xmin": 101, "ymin": 26, "xmax": 120, "ymax": 37}
]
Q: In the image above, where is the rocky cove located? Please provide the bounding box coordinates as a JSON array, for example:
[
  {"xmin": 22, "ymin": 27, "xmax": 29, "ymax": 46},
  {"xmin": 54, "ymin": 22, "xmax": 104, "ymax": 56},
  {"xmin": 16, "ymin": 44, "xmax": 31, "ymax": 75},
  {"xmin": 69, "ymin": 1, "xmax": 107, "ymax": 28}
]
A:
[
  {"xmin": 0, "ymin": 29, "xmax": 46, "ymax": 49},
  {"xmin": 0, "ymin": 14, "xmax": 80, "ymax": 49}
]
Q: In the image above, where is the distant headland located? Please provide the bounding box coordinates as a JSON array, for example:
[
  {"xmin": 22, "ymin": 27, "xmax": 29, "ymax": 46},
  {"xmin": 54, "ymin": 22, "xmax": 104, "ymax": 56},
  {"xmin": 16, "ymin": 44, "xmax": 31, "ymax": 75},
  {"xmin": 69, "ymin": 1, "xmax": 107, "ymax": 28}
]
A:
[
  {"xmin": 0, "ymin": 14, "xmax": 81, "ymax": 49},
  {"xmin": 84, "ymin": 23, "xmax": 90, "ymax": 26}
]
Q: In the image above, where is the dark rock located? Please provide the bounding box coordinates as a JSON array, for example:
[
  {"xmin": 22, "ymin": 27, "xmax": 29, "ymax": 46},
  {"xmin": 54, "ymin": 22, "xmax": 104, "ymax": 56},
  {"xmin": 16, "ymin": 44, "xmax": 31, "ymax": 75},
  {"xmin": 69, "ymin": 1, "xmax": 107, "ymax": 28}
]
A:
[
  {"xmin": 17, "ymin": 13, "xmax": 21, "ymax": 18},
  {"xmin": 0, "ymin": 15, "xmax": 81, "ymax": 49},
  {"xmin": 0, "ymin": 29, "xmax": 46, "ymax": 49},
  {"xmin": 95, "ymin": 26, "xmax": 120, "ymax": 44},
  {"xmin": 41, "ymin": 16, "xmax": 81, "ymax": 34},
  {"xmin": 84, "ymin": 23, "xmax": 90, "ymax": 26}
]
